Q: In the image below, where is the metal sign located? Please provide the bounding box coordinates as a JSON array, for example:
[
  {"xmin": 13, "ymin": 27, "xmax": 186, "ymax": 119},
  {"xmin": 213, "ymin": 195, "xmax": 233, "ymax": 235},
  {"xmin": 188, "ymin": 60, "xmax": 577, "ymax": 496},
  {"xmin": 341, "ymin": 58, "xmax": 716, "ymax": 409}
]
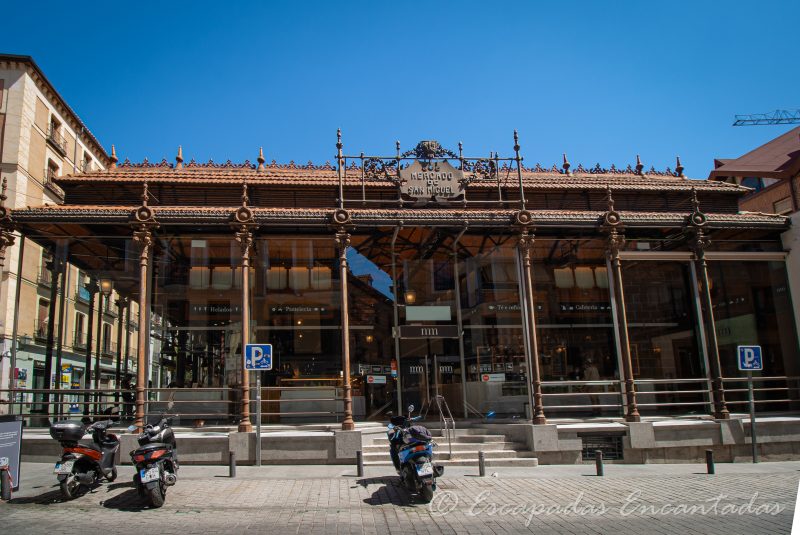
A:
[
  {"xmin": 399, "ymin": 325, "xmax": 459, "ymax": 339},
  {"xmin": 737, "ymin": 346, "xmax": 763, "ymax": 371},
  {"xmin": 400, "ymin": 160, "xmax": 464, "ymax": 202},
  {"xmin": 366, "ymin": 375, "xmax": 387, "ymax": 384},
  {"xmin": 481, "ymin": 373, "xmax": 506, "ymax": 383},
  {"xmin": 244, "ymin": 344, "xmax": 273, "ymax": 370},
  {"xmin": 0, "ymin": 416, "xmax": 23, "ymax": 492}
]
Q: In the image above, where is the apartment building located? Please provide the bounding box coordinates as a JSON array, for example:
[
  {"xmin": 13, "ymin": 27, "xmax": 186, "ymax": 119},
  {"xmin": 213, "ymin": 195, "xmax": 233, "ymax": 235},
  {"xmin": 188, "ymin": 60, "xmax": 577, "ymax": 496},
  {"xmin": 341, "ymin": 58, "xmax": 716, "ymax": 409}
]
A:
[{"xmin": 0, "ymin": 54, "xmax": 140, "ymax": 415}]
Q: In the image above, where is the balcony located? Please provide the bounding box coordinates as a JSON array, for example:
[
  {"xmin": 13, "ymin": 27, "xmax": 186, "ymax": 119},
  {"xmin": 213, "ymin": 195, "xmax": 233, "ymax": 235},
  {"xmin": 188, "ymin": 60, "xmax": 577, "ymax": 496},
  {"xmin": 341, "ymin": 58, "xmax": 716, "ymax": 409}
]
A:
[
  {"xmin": 44, "ymin": 168, "xmax": 66, "ymax": 201},
  {"xmin": 73, "ymin": 331, "xmax": 88, "ymax": 351},
  {"xmin": 33, "ymin": 319, "xmax": 59, "ymax": 344},
  {"xmin": 101, "ymin": 341, "xmax": 118, "ymax": 357},
  {"xmin": 46, "ymin": 127, "xmax": 68, "ymax": 156},
  {"xmin": 80, "ymin": 159, "xmax": 93, "ymax": 173},
  {"xmin": 37, "ymin": 268, "xmax": 52, "ymax": 287}
]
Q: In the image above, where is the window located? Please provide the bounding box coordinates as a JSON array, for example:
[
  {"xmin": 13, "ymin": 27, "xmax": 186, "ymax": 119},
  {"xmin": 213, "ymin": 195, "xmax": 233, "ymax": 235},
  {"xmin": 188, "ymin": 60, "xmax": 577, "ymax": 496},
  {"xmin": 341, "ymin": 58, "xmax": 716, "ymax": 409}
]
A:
[
  {"xmin": 774, "ymin": 197, "xmax": 793, "ymax": 215},
  {"xmin": 74, "ymin": 312, "xmax": 86, "ymax": 349},
  {"xmin": 102, "ymin": 323, "xmax": 112, "ymax": 354},
  {"xmin": 82, "ymin": 151, "xmax": 93, "ymax": 172},
  {"xmin": 46, "ymin": 159, "xmax": 59, "ymax": 182},
  {"xmin": 36, "ymin": 298, "xmax": 50, "ymax": 340}
]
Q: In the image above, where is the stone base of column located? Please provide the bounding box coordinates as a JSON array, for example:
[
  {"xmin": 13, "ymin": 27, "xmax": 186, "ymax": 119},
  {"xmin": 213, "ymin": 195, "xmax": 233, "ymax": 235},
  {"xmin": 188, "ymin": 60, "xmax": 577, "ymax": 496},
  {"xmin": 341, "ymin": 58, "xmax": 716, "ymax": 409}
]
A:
[
  {"xmin": 341, "ymin": 420, "xmax": 355, "ymax": 431},
  {"xmin": 238, "ymin": 421, "xmax": 253, "ymax": 433},
  {"xmin": 714, "ymin": 409, "xmax": 730, "ymax": 420},
  {"xmin": 625, "ymin": 413, "xmax": 642, "ymax": 423},
  {"xmin": 532, "ymin": 415, "xmax": 547, "ymax": 425}
]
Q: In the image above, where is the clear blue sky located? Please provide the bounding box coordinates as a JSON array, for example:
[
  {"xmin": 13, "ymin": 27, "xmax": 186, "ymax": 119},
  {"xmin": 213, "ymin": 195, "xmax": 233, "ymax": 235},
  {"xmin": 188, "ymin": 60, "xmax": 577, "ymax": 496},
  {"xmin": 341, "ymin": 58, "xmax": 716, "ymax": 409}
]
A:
[{"xmin": 3, "ymin": 1, "xmax": 798, "ymax": 176}]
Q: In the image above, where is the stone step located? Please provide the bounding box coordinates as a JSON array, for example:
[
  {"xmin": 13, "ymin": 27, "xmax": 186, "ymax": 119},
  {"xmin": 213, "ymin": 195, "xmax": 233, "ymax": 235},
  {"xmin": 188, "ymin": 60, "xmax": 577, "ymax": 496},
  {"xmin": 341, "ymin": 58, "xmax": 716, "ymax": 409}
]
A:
[
  {"xmin": 363, "ymin": 449, "xmax": 522, "ymax": 462},
  {"xmin": 364, "ymin": 457, "xmax": 539, "ymax": 467},
  {"xmin": 361, "ymin": 442, "xmax": 524, "ymax": 453}
]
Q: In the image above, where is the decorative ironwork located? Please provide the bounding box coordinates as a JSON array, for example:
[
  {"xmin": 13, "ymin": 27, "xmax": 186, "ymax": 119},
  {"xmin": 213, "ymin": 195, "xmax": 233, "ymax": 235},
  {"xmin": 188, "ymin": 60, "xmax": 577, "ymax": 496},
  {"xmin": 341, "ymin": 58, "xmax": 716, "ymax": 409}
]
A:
[{"xmin": 401, "ymin": 140, "xmax": 459, "ymax": 160}]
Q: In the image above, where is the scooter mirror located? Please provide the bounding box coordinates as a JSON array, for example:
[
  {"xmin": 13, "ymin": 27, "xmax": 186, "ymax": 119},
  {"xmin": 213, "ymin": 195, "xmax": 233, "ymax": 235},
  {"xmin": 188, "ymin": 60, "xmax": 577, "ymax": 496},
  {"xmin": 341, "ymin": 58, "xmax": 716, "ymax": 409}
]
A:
[
  {"xmin": 407, "ymin": 404, "xmax": 414, "ymax": 413},
  {"xmin": 127, "ymin": 425, "xmax": 137, "ymax": 433},
  {"xmin": 387, "ymin": 423, "xmax": 394, "ymax": 430}
]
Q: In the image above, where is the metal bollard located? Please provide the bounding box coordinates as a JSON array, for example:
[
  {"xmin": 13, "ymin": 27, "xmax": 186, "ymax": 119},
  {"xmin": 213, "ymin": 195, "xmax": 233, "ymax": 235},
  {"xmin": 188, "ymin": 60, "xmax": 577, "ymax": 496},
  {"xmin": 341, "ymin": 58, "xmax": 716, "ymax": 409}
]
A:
[
  {"xmin": 595, "ymin": 450, "xmax": 604, "ymax": 476},
  {"xmin": 478, "ymin": 451, "xmax": 486, "ymax": 477},
  {"xmin": 706, "ymin": 449, "xmax": 715, "ymax": 475},
  {"xmin": 229, "ymin": 451, "xmax": 236, "ymax": 478},
  {"xmin": 356, "ymin": 450, "xmax": 364, "ymax": 477}
]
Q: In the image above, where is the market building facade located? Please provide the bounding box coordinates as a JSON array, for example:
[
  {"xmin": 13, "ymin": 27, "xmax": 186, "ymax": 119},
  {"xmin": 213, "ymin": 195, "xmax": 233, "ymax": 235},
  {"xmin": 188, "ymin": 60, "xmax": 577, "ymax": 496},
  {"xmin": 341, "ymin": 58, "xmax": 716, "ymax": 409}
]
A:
[{"xmin": 2, "ymin": 132, "xmax": 797, "ymax": 431}]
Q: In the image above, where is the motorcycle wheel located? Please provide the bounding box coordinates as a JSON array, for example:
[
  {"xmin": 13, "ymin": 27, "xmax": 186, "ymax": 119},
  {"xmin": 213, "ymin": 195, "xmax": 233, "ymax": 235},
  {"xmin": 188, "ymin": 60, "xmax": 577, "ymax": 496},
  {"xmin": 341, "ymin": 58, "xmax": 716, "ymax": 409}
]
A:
[
  {"xmin": 107, "ymin": 467, "xmax": 117, "ymax": 483},
  {"xmin": 146, "ymin": 483, "xmax": 166, "ymax": 508},
  {"xmin": 419, "ymin": 484, "xmax": 434, "ymax": 504},
  {"xmin": 1, "ymin": 470, "xmax": 11, "ymax": 501},
  {"xmin": 59, "ymin": 470, "xmax": 85, "ymax": 500}
]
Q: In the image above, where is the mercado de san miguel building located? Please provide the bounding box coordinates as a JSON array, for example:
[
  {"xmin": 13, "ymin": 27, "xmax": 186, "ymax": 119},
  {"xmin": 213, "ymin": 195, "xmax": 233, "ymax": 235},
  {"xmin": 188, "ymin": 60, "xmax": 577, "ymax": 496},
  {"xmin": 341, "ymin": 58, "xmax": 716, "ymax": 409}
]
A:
[{"xmin": 2, "ymin": 133, "xmax": 798, "ymax": 431}]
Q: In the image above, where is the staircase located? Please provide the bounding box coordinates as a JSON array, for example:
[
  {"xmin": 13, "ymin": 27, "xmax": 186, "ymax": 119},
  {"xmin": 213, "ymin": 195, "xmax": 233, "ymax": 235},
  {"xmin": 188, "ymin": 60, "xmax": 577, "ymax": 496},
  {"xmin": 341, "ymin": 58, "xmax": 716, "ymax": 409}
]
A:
[{"xmin": 362, "ymin": 427, "xmax": 539, "ymax": 467}]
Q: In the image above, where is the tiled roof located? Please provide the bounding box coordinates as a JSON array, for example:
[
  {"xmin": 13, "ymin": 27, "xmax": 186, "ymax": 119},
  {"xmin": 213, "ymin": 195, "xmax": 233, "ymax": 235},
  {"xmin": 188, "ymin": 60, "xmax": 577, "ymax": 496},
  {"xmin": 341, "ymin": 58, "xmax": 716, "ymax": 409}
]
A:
[
  {"xmin": 55, "ymin": 162, "xmax": 748, "ymax": 193},
  {"xmin": 709, "ymin": 126, "xmax": 800, "ymax": 180}
]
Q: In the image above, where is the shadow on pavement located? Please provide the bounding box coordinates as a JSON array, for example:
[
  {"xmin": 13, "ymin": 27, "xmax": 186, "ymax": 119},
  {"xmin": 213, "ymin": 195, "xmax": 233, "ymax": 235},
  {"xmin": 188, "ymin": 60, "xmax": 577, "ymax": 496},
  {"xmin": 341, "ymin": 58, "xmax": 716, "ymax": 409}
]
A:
[
  {"xmin": 359, "ymin": 477, "xmax": 414, "ymax": 506},
  {"xmin": 101, "ymin": 488, "xmax": 148, "ymax": 512},
  {"xmin": 7, "ymin": 489, "xmax": 67, "ymax": 505}
]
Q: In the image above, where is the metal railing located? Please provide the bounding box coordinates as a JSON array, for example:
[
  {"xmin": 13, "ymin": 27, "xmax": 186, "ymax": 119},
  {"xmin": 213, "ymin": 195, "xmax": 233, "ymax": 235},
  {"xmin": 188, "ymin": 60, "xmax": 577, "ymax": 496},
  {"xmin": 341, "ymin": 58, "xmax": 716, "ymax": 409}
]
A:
[
  {"xmin": 72, "ymin": 331, "xmax": 88, "ymax": 350},
  {"xmin": 37, "ymin": 268, "xmax": 53, "ymax": 286},
  {"xmin": 33, "ymin": 319, "xmax": 58, "ymax": 343},
  {"xmin": 46, "ymin": 127, "xmax": 67, "ymax": 155},
  {"xmin": 0, "ymin": 385, "xmax": 347, "ymax": 427}
]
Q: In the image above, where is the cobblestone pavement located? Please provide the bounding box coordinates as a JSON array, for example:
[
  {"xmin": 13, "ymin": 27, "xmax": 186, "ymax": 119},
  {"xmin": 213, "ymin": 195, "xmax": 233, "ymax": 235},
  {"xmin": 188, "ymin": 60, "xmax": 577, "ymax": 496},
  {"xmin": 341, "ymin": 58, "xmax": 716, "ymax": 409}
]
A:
[{"xmin": 1, "ymin": 462, "xmax": 797, "ymax": 534}]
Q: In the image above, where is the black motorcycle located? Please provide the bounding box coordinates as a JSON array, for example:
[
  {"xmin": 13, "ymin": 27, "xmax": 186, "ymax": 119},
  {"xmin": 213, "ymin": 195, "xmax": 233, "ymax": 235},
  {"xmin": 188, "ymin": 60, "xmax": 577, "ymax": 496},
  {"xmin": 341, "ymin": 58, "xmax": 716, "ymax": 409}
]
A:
[
  {"xmin": 128, "ymin": 414, "xmax": 179, "ymax": 508},
  {"xmin": 50, "ymin": 419, "xmax": 120, "ymax": 499}
]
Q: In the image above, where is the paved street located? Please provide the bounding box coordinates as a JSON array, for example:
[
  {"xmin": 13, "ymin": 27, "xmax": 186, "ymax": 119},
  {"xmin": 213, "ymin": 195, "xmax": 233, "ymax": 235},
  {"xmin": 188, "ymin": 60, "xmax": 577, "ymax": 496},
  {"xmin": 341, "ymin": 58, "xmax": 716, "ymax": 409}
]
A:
[{"xmin": 1, "ymin": 461, "xmax": 797, "ymax": 534}]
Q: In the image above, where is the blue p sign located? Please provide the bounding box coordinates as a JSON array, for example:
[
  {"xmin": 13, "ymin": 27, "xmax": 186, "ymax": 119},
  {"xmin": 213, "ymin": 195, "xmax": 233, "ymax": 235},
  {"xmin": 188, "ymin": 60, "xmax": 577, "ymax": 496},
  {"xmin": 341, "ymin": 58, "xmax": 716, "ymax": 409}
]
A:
[
  {"xmin": 737, "ymin": 346, "xmax": 763, "ymax": 371},
  {"xmin": 245, "ymin": 344, "xmax": 273, "ymax": 370}
]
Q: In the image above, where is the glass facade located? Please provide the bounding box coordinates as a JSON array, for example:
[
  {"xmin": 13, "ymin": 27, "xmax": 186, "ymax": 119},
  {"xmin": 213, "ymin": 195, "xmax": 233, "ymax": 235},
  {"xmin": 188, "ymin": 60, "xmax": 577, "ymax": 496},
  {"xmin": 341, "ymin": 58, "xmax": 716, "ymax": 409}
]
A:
[{"xmin": 14, "ymin": 228, "xmax": 799, "ymax": 424}]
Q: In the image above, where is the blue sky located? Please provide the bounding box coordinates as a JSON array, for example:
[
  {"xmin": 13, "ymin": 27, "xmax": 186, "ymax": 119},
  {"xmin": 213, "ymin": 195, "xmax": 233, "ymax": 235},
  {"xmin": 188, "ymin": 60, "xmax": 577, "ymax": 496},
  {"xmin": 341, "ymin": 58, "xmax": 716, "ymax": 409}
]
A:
[{"xmin": 3, "ymin": 1, "xmax": 799, "ymax": 176}]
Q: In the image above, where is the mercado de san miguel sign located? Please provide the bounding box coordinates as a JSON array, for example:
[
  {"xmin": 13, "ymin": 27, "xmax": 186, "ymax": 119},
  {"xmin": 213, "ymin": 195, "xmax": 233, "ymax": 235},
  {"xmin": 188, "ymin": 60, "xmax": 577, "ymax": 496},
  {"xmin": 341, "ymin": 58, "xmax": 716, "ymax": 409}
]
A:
[{"xmin": 399, "ymin": 160, "xmax": 465, "ymax": 203}]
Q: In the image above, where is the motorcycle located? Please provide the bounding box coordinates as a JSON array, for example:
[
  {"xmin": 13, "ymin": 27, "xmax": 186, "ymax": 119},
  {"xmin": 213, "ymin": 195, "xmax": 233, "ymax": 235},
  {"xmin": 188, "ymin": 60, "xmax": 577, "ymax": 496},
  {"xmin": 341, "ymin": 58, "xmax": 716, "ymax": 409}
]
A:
[
  {"xmin": 128, "ymin": 412, "xmax": 179, "ymax": 508},
  {"xmin": 49, "ymin": 419, "xmax": 120, "ymax": 499},
  {"xmin": 387, "ymin": 404, "xmax": 444, "ymax": 503}
]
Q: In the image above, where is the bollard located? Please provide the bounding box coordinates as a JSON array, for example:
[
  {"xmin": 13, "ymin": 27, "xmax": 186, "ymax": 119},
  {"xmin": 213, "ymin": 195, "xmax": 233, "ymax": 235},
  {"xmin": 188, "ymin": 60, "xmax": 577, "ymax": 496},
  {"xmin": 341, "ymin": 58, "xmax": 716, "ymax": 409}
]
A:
[
  {"xmin": 595, "ymin": 450, "xmax": 604, "ymax": 477},
  {"xmin": 478, "ymin": 451, "xmax": 486, "ymax": 477},
  {"xmin": 356, "ymin": 450, "xmax": 364, "ymax": 478},
  {"xmin": 229, "ymin": 451, "xmax": 236, "ymax": 478},
  {"xmin": 705, "ymin": 449, "xmax": 715, "ymax": 475}
]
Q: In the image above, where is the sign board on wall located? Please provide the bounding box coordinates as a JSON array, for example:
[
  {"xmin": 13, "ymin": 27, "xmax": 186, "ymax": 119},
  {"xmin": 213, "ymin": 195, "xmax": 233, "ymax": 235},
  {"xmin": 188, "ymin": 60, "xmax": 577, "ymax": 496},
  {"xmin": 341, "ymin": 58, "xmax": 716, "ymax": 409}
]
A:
[
  {"xmin": 366, "ymin": 375, "xmax": 387, "ymax": 384},
  {"xmin": 399, "ymin": 160, "xmax": 465, "ymax": 203},
  {"xmin": 399, "ymin": 325, "xmax": 459, "ymax": 339},
  {"xmin": 481, "ymin": 373, "xmax": 506, "ymax": 383}
]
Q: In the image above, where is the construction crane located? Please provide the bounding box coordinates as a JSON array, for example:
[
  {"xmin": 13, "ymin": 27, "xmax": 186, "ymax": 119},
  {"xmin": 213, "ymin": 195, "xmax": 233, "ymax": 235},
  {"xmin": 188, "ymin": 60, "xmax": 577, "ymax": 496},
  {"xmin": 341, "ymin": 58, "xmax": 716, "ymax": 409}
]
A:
[{"xmin": 733, "ymin": 109, "xmax": 800, "ymax": 126}]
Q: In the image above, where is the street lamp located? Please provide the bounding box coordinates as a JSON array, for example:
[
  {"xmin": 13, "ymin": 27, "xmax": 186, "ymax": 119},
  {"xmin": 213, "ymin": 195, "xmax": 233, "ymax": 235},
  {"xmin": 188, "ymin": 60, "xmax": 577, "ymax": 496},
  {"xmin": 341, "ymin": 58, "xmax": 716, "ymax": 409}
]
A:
[
  {"xmin": 99, "ymin": 278, "xmax": 114, "ymax": 297},
  {"xmin": 404, "ymin": 289, "xmax": 417, "ymax": 305}
]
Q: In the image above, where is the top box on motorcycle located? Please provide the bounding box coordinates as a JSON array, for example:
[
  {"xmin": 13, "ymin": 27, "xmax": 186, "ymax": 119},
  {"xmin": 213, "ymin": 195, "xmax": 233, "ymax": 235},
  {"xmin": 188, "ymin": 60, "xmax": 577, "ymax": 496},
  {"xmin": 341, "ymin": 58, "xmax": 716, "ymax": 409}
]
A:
[
  {"xmin": 49, "ymin": 420, "xmax": 86, "ymax": 442},
  {"xmin": 403, "ymin": 425, "xmax": 433, "ymax": 444}
]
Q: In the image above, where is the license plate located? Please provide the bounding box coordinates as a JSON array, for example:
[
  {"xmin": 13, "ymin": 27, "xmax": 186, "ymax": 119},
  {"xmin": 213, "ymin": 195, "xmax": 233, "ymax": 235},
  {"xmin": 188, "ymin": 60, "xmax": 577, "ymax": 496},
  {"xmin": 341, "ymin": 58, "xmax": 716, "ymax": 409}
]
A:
[
  {"xmin": 140, "ymin": 467, "xmax": 160, "ymax": 483},
  {"xmin": 54, "ymin": 460, "xmax": 74, "ymax": 474},
  {"xmin": 416, "ymin": 462, "xmax": 433, "ymax": 477}
]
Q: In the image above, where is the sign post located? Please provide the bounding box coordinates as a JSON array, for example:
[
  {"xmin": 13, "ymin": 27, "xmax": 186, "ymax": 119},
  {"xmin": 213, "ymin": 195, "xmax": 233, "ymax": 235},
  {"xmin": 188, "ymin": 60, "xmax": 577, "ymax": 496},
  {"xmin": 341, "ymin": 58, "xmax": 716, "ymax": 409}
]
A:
[
  {"xmin": 0, "ymin": 415, "xmax": 23, "ymax": 498},
  {"xmin": 737, "ymin": 345, "xmax": 763, "ymax": 463},
  {"xmin": 244, "ymin": 344, "xmax": 273, "ymax": 467}
]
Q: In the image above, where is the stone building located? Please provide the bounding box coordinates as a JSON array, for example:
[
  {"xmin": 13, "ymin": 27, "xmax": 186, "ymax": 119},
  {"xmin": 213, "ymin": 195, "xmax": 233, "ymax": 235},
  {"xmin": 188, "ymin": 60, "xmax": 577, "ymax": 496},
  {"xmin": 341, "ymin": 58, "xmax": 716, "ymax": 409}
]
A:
[{"xmin": 0, "ymin": 54, "xmax": 140, "ymax": 417}]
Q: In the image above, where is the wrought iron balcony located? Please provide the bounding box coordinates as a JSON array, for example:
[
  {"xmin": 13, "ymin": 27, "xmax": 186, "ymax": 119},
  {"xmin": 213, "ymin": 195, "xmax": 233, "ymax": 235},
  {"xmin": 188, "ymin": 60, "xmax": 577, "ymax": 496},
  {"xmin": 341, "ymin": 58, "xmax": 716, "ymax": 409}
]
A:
[
  {"xmin": 101, "ymin": 341, "xmax": 118, "ymax": 357},
  {"xmin": 73, "ymin": 331, "xmax": 88, "ymax": 351},
  {"xmin": 46, "ymin": 127, "xmax": 68, "ymax": 156},
  {"xmin": 37, "ymin": 268, "xmax": 53, "ymax": 287},
  {"xmin": 33, "ymin": 319, "xmax": 58, "ymax": 343}
]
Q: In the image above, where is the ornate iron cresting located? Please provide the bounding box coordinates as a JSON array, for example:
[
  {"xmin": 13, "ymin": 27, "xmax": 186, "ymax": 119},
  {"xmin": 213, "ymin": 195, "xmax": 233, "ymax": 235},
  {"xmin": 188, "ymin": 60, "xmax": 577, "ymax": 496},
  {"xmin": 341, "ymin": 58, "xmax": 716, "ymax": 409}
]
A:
[
  {"xmin": 687, "ymin": 187, "xmax": 730, "ymax": 420},
  {"xmin": 337, "ymin": 130, "xmax": 525, "ymax": 208},
  {"xmin": 602, "ymin": 186, "xmax": 641, "ymax": 423}
]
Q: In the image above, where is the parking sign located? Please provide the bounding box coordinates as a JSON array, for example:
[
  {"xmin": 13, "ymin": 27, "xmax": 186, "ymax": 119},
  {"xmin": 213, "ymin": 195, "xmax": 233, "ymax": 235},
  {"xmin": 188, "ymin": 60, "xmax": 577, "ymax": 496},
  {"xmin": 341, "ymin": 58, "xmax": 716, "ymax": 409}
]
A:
[
  {"xmin": 244, "ymin": 344, "xmax": 273, "ymax": 370},
  {"xmin": 737, "ymin": 345, "xmax": 763, "ymax": 371}
]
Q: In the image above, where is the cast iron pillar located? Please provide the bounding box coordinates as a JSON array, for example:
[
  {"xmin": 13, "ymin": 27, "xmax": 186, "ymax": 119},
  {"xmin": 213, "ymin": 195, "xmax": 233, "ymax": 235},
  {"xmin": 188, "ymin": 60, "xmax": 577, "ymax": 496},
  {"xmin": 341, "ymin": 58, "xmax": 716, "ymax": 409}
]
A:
[
  {"xmin": 335, "ymin": 228, "xmax": 355, "ymax": 430},
  {"xmin": 235, "ymin": 227, "xmax": 254, "ymax": 433},
  {"xmin": 131, "ymin": 182, "xmax": 158, "ymax": 432},
  {"xmin": 516, "ymin": 224, "xmax": 546, "ymax": 424},
  {"xmin": 232, "ymin": 179, "xmax": 257, "ymax": 433},
  {"xmin": 114, "ymin": 297, "xmax": 128, "ymax": 403},
  {"xmin": 83, "ymin": 280, "xmax": 98, "ymax": 415},
  {"xmin": 687, "ymin": 189, "xmax": 729, "ymax": 419},
  {"xmin": 603, "ymin": 188, "xmax": 640, "ymax": 422}
]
